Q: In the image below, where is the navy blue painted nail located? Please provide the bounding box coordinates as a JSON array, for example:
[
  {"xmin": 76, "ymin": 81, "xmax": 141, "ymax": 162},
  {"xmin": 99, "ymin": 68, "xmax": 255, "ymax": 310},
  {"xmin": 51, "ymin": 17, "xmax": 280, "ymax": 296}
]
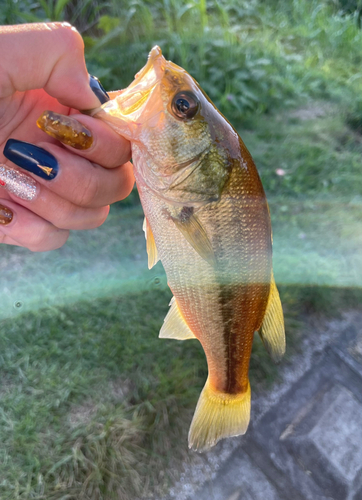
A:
[
  {"xmin": 89, "ymin": 75, "xmax": 110, "ymax": 104},
  {"xmin": 3, "ymin": 139, "xmax": 59, "ymax": 180}
]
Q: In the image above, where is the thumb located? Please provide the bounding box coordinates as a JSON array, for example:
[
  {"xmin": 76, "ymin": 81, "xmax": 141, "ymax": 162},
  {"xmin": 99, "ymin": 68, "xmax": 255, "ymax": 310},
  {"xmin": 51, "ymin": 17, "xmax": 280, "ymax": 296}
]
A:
[{"xmin": 0, "ymin": 22, "xmax": 104, "ymax": 110}]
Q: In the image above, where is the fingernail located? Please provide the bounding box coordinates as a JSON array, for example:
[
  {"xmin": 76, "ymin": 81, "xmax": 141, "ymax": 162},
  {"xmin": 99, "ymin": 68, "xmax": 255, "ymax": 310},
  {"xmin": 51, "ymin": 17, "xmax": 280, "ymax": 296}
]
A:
[
  {"xmin": 0, "ymin": 203, "xmax": 13, "ymax": 225},
  {"xmin": 37, "ymin": 111, "xmax": 93, "ymax": 150},
  {"xmin": 0, "ymin": 164, "xmax": 38, "ymax": 200},
  {"xmin": 89, "ymin": 75, "xmax": 110, "ymax": 105},
  {"xmin": 3, "ymin": 139, "xmax": 58, "ymax": 180}
]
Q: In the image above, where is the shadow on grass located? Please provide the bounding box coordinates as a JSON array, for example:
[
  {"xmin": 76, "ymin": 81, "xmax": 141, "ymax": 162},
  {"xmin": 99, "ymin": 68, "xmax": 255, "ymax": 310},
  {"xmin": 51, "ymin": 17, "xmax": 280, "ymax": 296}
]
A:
[{"xmin": 0, "ymin": 284, "xmax": 361, "ymax": 499}]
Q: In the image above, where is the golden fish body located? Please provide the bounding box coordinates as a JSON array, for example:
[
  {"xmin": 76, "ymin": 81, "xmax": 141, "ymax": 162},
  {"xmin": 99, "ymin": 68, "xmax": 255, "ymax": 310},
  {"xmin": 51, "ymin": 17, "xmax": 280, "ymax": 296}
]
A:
[{"xmin": 95, "ymin": 47, "xmax": 285, "ymax": 451}]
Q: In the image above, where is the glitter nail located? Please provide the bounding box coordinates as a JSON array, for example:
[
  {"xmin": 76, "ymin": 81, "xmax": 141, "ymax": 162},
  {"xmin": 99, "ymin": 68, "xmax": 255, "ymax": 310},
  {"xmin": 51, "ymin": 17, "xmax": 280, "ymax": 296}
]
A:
[{"xmin": 0, "ymin": 164, "xmax": 38, "ymax": 201}]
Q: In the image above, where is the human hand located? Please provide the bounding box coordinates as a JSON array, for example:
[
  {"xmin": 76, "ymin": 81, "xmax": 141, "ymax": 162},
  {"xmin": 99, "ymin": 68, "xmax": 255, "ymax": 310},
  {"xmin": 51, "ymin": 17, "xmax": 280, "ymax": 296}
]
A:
[{"xmin": 0, "ymin": 22, "xmax": 134, "ymax": 251}]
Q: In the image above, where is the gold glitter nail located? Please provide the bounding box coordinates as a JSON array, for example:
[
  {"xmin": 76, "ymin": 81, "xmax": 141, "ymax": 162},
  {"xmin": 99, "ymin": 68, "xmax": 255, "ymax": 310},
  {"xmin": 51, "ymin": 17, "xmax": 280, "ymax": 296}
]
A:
[
  {"xmin": 0, "ymin": 164, "xmax": 38, "ymax": 201},
  {"xmin": 37, "ymin": 110, "xmax": 93, "ymax": 150},
  {"xmin": 0, "ymin": 204, "xmax": 13, "ymax": 225}
]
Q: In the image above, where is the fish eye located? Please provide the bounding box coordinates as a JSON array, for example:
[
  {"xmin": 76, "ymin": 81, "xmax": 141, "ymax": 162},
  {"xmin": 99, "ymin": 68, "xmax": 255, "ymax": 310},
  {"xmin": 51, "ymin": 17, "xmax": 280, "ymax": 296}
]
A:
[{"xmin": 171, "ymin": 91, "xmax": 199, "ymax": 120}]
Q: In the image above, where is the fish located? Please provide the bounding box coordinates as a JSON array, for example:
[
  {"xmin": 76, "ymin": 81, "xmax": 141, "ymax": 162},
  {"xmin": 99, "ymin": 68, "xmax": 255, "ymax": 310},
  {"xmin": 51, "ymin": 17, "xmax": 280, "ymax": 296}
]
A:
[{"xmin": 96, "ymin": 47, "xmax": 285, "ymax": 451}]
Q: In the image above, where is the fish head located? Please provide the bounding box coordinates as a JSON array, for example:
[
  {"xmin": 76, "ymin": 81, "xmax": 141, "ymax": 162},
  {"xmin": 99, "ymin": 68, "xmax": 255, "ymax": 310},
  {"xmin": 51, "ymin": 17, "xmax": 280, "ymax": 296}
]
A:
[{"xmin": 95, "ymin": 46, "xmax": 237, "ymax": 204}]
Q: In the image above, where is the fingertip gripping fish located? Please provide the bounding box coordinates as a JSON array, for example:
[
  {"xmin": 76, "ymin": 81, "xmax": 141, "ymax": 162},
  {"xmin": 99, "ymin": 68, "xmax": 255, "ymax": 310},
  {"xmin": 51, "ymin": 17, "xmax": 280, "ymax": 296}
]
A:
[{"xmin": 59, "ymin": 47, "xmax": 285, "ymax": 451}]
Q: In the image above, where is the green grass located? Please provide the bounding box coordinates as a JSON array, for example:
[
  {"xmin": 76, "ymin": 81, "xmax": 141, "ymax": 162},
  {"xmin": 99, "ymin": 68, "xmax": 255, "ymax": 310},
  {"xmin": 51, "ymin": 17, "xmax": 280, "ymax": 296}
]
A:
[
  {"xmin": 1, "ymin": 283, "xmax": 361, "ymax": 499},
  {"xmin": 5, "ymin": 0, "xmax": 362, "ymax": 121},
  {"xmin": 80, "ymin": 0, "xmax": 362, "ymax": 124},
  {"xmin": 0, "ymin": 286, "xmax": 302, "ymax": 499},
  {"xmin": 245, "ymin": 105, "xmax": 362, "ymax": 199}
]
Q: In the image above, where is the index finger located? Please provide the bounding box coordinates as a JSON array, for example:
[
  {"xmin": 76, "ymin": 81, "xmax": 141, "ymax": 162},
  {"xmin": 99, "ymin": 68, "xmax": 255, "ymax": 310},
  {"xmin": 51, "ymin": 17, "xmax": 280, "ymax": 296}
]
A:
[{"xmin": 0, "ymin": 23, "xmax": 101, "ymax": 110}]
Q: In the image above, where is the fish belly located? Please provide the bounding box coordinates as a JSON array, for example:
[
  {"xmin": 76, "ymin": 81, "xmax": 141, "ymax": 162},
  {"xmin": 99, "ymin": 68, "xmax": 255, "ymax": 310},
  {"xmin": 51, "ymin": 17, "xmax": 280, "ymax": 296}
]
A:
[
  {"xmin": 134, "ymin": 149, "xmax": 272, "ymax": 450},
  {"xmin": 135, "ymin": 169, "xmax": 271, "ymax": 395}
]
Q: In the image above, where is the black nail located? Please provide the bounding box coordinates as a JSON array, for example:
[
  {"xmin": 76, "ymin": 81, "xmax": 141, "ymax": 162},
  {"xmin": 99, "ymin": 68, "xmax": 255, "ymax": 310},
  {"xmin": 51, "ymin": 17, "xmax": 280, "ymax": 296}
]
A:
[
  {"xmin": 3, "ymin": 139, "xmax": 59, "ymax": 180},
  {"xmin": 89, "ymin": 75, "xmax": 110, "ymax": 105}
]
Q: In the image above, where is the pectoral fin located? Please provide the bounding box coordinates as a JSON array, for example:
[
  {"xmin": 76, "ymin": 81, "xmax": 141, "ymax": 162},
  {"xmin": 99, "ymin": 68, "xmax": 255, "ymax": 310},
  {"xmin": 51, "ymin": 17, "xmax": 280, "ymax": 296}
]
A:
[
  {"xmin": 258, "ymin": 273, "xmax": 285, "ymax": 363},
  {"xmin": 159, "ymin": 296, "xmax": 196, "ymax": 340},
  {"xmin": 143, "ymin": 217, "xmax": 159, "ymax": 269},
  {"xmin": 172, "ymin": 214, "xmax": 216, "ymax": 266}
]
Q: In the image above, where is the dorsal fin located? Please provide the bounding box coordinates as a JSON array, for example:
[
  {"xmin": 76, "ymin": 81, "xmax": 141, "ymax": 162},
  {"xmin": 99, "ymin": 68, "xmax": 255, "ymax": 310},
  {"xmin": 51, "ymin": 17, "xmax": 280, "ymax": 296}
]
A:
[
  {"xmin": 258, "ymin": 273, "xmax": 285, "ymax": 363},
  {"xmin": 143, "ymin": 217, "xmax": 159, "ymax": 269},
  {"xmin": 159, "ymin": 296, "xmax": 196, "ymax": 340}
]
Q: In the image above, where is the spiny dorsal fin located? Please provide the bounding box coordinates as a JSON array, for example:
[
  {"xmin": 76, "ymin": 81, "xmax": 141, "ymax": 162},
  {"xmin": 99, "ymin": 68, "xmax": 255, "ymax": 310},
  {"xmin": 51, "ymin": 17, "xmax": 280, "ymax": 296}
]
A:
[
  {"xmin": 258, "ymin": 273, "xmax": 285, "ymax": 363},
  {"xmin": 143, "ymin": 217, "xmax": 159, "ymax": 269},
  {"xmin": 172, "ymin": 213, "xmax": 216, "ymax": 266},
  {"xmin": 159, "ymin": 296, "xmax": 196, "ymax": 340}
]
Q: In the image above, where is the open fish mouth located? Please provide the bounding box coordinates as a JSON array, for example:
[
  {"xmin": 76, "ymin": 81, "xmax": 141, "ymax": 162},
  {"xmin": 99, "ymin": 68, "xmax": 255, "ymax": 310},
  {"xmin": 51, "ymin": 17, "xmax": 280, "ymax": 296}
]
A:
[{"xmin": 95, "ymin": 46, "xmax": 167, "ymax": 137}]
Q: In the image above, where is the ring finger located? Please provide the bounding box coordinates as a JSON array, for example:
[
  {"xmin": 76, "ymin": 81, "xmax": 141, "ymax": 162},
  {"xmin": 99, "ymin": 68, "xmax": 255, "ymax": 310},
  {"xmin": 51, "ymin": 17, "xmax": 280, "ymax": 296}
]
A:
[
  {"xmin": 0, "ymin": 163, "xmax": 110, "ymax": 230},
  {"xmin": 2, "ymin": 139, "xmax": 134, "ymax": 208}
]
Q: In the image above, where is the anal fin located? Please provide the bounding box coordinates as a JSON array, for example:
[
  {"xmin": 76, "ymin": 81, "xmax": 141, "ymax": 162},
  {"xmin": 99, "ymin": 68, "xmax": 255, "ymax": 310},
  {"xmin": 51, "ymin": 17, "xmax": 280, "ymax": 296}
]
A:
[
  {"xmin": 258, "ymin": 272, "xmax": 285, "ymax": 363},
  {"xmin": 143, "ymin": 217, "xmax": 159, "ymax": 269},
  {"xmin": 159, "ymin": 296, "xmax": 196, "ymax": 340}
]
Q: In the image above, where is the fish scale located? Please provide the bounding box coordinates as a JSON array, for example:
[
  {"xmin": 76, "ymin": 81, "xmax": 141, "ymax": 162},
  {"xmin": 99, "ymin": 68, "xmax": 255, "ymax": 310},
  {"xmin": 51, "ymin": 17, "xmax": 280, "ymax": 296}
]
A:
[
  {"xmin": 136, "ymin": 143, "xmax": 271, "ymax": 391},
  {"xmin": 94, "ymin": 46, "xmax": 285, "ymax": 451}
]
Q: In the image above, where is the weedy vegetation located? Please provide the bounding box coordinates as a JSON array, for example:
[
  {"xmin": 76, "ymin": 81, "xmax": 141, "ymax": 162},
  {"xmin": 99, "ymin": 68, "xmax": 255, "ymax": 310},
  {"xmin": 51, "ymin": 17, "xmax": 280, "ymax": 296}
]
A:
[{"xmin": 1, "ymin": 0, "xmax": 362, "ymax": 498}]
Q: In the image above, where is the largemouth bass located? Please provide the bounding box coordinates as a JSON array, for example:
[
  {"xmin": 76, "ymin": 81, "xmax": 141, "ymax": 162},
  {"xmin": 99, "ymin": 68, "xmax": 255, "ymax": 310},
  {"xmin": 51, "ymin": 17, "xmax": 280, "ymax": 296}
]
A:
[
  {"xmin": 96, "ymin": 47, "xmax": 285, "ymax": 451},
  {"xmin": 44, "ymin": 47, "xmax": 285, "ymax": 451}
]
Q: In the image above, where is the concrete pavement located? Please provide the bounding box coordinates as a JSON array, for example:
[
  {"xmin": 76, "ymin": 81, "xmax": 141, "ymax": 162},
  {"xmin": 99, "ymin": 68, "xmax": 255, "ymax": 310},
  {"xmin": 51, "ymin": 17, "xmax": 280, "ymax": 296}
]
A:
[{"xmin": 181, "ymin": 313, "xmax": 362, "ymax": 500}]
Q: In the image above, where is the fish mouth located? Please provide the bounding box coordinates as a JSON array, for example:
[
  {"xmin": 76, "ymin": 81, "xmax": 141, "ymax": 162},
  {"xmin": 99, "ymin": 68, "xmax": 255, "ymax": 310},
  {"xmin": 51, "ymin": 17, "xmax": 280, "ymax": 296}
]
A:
[{"xmin": 94, "ymin": 46, "xmax": 167, "ymax": 139}]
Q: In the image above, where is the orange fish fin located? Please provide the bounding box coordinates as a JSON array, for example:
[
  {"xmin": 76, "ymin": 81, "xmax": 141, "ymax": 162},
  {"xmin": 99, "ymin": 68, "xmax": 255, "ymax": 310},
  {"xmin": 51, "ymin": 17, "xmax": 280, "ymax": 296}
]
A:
[
  {"xmin": 159, "ymin": 296, "xmax": 196, "ymax": 340},
  {"xmin": 258, "ymin": 272, "xmax": 285, "ymax": 363},
  {"xmin": 143, "ymin": 217, "xmax": 159, "ymax": 269},
  {"xmin": 188, "ymin": 378, "xmax": 251, "ymax": 452},
  {"xmin": 172, "ymin": 214, "xmax": 216, "ymax": 266}
]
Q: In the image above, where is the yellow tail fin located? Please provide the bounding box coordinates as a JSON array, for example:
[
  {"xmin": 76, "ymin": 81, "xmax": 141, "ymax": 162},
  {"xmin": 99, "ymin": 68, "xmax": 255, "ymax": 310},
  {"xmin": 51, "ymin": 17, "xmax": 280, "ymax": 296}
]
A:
[{"xmin": 188, "ymin": 378, "xmax": 251, "ymax": 452}]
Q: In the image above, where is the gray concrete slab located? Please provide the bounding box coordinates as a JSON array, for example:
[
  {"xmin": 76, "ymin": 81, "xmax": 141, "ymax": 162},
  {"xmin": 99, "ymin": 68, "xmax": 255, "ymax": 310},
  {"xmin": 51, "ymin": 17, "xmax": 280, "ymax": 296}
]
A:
[
  {"xmin": 308, "ymin": 387, "xmax": 362, "ymax": 483},
  {"xmin": 186, "ymin": 316, "xmax": 362, "ymax": 500},
  {"xmin": 189, "ymin": 451, "xmax": 282, "ymax": 500}
]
